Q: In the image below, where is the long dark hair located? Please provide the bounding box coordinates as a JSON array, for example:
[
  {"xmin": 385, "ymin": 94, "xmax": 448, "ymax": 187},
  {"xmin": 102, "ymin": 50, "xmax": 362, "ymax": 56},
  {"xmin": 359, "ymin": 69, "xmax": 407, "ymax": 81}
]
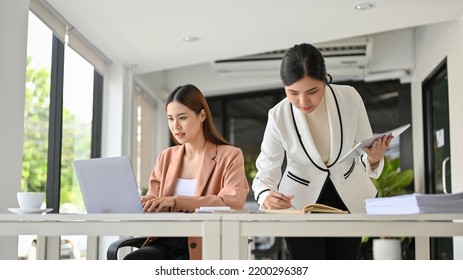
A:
[
  {"xmin": 280, "ymin": 43, "xmax": 332, "ymax": 86},
  {"xmin": 165, "ymin": 84, "xmax": 229, "ymax": 146}
]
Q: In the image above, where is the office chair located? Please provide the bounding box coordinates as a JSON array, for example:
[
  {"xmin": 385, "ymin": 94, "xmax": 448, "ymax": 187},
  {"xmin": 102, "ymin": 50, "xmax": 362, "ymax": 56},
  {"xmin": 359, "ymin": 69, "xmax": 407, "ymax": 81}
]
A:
[
  {"xmin": 106, "ymin": 236, "xmax": 146, "ymax": 260},
  {"xmin": 251, "ymin": 237, "xmax": 286, "ymax": 260},
  {"xmin": 107, "ymin": 236, "xmax": 256, "ymax": 260}
]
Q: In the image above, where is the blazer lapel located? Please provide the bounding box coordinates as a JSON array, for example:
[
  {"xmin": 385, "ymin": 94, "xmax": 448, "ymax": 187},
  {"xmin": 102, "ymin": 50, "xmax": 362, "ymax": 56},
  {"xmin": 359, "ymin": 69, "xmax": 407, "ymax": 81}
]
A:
[
  {"xmin": 163, "ymin": 145, "xmax": 184, "ymax": 196},
  {"xmin": 325, "ymin": 85, "xmax": 343, "ymax": 166},
  {"xmin": 195, "ymin": 140, "xmax": 216, "ymax": 196}
]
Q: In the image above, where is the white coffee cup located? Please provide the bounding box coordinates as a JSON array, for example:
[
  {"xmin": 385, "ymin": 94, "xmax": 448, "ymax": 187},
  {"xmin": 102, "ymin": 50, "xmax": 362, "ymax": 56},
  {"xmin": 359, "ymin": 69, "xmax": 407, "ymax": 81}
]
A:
[{"xmin": 17, "ymin": 192, "xmax": 45, "ymax": 209}]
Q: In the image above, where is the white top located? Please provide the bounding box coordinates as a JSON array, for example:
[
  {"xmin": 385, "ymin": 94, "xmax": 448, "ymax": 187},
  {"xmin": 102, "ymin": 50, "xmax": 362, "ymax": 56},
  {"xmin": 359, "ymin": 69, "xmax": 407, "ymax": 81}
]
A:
[
  {"xmin": 173, "ymin": 178, "xmax": 197, "ymax": 196},
  {"xmin": 305, "ymin": 95, "xmax": 330, "ymax": 164}
]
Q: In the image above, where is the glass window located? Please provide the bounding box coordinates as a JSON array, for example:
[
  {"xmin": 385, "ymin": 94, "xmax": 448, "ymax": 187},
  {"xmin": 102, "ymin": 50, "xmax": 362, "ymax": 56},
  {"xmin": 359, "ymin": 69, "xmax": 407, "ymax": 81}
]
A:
[
  {"xmin": 22, "ymin": 12, "xmax": 52, "ymax": 196},
  {"xmin": 22, "ymin": 11, "xmax": 102, "ymax": 260},
  {"xmin": 60, "ymin": 45, "xmax": 94, "ymax": 214},
  {"xmin": 19, "ymin": 11, "xmax": 53, "ymax": 260}
]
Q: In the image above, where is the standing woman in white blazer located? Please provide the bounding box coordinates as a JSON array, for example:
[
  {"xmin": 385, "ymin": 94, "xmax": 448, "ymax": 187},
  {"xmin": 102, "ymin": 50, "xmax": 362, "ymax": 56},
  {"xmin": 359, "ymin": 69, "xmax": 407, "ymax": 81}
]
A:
[{"xmin": 252, "ymin": 43, "xmax": 393, "ymax": 260}]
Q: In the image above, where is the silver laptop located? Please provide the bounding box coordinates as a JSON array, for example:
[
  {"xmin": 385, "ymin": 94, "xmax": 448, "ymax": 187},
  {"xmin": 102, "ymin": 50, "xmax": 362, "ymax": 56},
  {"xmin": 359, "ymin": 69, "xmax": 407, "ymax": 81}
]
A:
[{"xmin": 73, "ymin": 156, "xmax": 144, "ymax": 213}]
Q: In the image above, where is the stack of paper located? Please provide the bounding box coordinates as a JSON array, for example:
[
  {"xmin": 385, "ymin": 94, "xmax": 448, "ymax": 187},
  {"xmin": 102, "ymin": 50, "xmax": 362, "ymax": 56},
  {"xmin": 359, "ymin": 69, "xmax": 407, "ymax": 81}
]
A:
[{"xmin": 365, "ymin": 192, "xmax": 463, "ymax": 214}]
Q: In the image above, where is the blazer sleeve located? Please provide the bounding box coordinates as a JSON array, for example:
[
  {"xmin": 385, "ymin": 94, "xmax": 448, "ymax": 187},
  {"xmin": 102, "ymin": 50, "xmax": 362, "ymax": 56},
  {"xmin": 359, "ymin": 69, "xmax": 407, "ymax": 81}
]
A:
[
  {"xmin": 353, "ymin": 89, "xmax": 384, "ymax": 178},
  {"xmin": 252, "ymin": 109, "xmax": 286, "ymax": 208}
]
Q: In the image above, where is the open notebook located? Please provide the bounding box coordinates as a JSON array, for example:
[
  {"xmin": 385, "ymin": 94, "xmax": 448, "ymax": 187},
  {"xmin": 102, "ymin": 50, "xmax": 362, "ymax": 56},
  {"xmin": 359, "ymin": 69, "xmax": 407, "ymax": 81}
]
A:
[
  {"xmin": 73, "ymin": 156, "xmax": 144, "ymax": 213},
  {"xmin": 262, "ymin": 203, "xmax": 348, "ymax": 214}
]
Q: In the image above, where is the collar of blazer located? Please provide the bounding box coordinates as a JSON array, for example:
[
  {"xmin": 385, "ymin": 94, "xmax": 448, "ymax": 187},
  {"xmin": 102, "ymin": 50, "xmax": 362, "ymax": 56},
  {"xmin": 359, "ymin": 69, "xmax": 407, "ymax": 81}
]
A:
[
  {"xmin": 290, "ymin": 84, "xmax": 343, "ymax": 171},
  {"xmin": 163, "ymin": 140, "xmax": 218, "ymax": 196}
]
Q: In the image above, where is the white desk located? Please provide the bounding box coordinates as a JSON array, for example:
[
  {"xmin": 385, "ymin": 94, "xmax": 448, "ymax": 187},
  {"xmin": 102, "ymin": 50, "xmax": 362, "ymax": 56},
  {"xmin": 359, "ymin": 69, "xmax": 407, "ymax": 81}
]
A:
[
  {"xmin": 0, "ymin": 213, "xmax": 222, "ymax": 260},
  {"xmin": 221, "ymin": 213, "xmax": 463, "ymax": 259},
  {"xmin": 3, "ymin": 213, "xmax": 463, "ymax": 260}
]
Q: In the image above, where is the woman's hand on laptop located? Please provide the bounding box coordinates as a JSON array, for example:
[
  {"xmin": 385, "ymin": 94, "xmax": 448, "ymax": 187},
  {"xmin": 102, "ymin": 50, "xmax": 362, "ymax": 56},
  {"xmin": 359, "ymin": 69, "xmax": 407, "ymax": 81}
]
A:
[{"xmin": 141, "ymin": 195, "xmax": 176, "ymax": 212}]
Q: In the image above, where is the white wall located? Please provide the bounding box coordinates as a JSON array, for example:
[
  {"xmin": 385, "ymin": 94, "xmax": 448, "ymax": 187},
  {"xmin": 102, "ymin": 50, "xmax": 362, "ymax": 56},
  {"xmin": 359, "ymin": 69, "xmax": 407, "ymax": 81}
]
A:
[
  {"xmin": 0, "ymin": 0, "xmax": 29, "ymax": 259},
  {"xmin": 138, "ymin": 62, "xmax": 281, "ymax": 99},
  {"xmin": 368, "ymin": 28, "xmax": 414, "ymax": 73},
  {"xmin": 102, "ymin": 63, "xmax": 127, "ymax": 157},
  {"xmin": 412, "ymin": 17, "xmax": 463, "ymax": 258}
]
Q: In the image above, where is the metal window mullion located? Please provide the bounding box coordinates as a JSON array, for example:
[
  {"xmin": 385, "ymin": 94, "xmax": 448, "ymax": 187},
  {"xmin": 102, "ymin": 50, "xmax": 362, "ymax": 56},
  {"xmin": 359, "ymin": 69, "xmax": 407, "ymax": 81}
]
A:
[
  {"xmin": 91, "ymin": 71, "xmax": 103, "ymax": 159},
  {"xmin": 46, "ymin": 35, "xmax": 64, "ymax": 213}
]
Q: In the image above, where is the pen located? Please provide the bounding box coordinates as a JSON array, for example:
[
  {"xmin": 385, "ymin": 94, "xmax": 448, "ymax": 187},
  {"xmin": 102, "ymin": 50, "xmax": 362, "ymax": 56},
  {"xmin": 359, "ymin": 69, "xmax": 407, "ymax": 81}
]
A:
[{"xmin": 258, "ymin": 178, "xmax": 296, "ymax": 209}]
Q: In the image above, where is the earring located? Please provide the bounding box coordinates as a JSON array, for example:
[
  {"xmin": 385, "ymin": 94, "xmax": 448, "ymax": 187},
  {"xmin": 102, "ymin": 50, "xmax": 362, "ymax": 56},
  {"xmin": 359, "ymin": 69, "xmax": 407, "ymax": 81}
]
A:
[{"xmin": 326, "ymin": 73, "xmax": 333, "ymax": 84}]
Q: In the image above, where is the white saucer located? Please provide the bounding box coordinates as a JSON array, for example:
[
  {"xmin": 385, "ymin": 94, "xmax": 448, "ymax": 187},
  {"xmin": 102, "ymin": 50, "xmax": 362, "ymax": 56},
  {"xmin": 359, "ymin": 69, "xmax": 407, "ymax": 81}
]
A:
[{"xmin": 8, "ymin": 208, "xmax": 53, "ymax": 214}]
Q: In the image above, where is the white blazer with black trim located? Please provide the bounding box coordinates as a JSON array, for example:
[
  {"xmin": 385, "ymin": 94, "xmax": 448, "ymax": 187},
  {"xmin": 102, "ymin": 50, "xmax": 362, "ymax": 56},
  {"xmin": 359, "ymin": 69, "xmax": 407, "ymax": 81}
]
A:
[{"xmin": 252, "ymin": 84, "xmax": 383, "ymax": 213}]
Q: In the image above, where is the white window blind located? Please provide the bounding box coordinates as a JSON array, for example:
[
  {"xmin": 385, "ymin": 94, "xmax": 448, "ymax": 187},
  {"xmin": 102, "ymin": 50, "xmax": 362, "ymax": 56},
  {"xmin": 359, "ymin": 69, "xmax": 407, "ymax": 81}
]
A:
[{"xmin": 30, "ymin": 0, "xmax": 110, "ymax": 75}]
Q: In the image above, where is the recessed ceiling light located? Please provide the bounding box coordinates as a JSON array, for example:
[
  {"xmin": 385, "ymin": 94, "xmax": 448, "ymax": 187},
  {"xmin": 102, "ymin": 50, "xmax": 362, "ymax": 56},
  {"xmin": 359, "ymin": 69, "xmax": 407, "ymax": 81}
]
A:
[
  {"xmin": 354, "ymin": 3, "xmax": 374, "ymax": 10},
  {"xmin": 182, "ymin": 36, "xmax": 200, "ymax": 42}
]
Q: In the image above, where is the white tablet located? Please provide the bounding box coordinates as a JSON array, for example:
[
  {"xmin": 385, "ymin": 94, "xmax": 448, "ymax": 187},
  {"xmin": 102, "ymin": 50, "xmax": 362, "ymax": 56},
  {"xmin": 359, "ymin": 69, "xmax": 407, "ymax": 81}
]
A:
[{"xmin": 338, "ymin": 123, "xmax": 411, "ymax": 163}]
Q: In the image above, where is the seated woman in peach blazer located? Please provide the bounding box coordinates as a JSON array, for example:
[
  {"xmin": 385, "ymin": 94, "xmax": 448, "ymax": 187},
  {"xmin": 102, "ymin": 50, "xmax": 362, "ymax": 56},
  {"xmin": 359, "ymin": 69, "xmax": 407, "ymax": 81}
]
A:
[{"xmin": 124, "ymin": 84, "xmax": 249, "ymax": 260}]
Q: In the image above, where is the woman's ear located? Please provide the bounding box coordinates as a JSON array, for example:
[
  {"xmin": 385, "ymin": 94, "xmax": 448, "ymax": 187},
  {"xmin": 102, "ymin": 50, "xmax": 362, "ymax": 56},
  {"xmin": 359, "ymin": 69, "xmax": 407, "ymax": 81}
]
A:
[{"xmin": 200, "ymin": 109, "xmax": 206, "ymax": 122}]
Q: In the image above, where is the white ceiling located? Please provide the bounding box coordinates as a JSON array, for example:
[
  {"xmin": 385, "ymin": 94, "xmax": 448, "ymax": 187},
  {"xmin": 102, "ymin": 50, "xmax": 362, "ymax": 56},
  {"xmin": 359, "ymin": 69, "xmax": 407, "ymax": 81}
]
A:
[{"xmin": 44, "ymin": 0, "xmax": 463, "ymax": 77}]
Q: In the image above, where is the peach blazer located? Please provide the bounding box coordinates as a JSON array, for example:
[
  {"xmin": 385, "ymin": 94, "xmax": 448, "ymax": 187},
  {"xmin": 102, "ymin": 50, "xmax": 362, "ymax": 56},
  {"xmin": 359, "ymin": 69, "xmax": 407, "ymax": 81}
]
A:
[{"xmin": 143, "ymin": 140, "xmax": 249, "ymax": 259}]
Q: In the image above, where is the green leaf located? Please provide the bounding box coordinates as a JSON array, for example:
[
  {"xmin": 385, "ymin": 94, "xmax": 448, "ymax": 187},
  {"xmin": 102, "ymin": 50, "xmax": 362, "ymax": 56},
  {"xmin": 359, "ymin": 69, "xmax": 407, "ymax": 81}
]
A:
[{"xmin": 371, "ymin": 156, "xmax": 414, "ymax": 197}]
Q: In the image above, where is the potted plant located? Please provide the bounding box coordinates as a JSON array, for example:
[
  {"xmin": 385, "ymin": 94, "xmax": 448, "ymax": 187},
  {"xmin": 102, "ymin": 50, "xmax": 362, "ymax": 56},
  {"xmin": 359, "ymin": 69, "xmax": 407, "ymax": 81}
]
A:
[
  {"xmin": 362, "ymin": 156, "xmax": 414, "ymax": 259},
  {"xmin": 371, "ymin": 156, "xmax": 414, "ymax": 198}
]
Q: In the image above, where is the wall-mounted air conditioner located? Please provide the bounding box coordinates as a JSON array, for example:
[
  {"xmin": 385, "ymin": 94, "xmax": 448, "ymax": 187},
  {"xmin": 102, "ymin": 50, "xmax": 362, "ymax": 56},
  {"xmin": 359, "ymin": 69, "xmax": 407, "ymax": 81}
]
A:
[{"xmin": 212, "ymin": 36, "xmax": 371, "ymax": 81}]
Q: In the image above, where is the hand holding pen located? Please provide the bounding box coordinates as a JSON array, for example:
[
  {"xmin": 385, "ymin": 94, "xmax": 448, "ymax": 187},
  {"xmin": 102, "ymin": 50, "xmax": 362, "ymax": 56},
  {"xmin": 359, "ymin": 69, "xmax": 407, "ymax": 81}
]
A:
[{"xmin": 259, "ymin": 178, "xmax": 295, "ymax": 209}]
